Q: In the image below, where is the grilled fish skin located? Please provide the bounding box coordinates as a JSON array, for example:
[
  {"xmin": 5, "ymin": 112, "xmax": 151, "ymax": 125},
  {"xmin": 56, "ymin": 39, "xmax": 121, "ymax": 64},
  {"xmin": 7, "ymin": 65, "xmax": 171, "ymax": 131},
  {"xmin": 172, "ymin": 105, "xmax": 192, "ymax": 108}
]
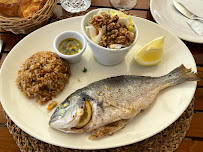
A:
[{"xmin": 49, "ymin": 65, "xmax": 202, "ymax": 139}]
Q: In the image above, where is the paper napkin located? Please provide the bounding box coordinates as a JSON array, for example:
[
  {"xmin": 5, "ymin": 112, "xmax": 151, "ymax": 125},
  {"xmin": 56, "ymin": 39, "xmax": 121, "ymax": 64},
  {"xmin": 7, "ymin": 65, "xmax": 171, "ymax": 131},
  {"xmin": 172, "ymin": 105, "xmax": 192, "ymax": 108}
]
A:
[{"xmin": 187, "ymin": 19, "xmax": 203, "ymax": 36}]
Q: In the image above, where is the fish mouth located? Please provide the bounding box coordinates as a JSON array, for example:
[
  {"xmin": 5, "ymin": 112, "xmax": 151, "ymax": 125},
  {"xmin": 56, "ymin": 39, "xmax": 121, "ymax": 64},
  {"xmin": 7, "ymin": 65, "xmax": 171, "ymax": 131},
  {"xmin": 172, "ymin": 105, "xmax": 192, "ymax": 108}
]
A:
[
  {"xmin": 49, "ymin": 113, "xmax": 79, "ymax": 133},
  {"xmin": 49, "ymin": 100, "xmax": 90, "ymax": 131},
  {"xmin": 49, "ymin": 101, "xmax": 84, "ymax": 130},
  {"xmin": 49, "ymin": 112, "xmax": 77, "ymax": 126},
  {"xmin": 49, "ymin": 91, "xmax": 94, "ymax": 132}
]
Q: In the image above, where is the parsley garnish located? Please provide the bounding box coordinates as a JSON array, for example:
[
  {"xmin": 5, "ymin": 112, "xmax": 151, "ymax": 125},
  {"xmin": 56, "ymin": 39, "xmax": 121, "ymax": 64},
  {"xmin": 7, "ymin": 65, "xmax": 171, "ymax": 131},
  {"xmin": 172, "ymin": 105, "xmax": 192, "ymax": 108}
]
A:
[{"xmin": 82, "ymin": 67, "xmax": 87, "ymax": 73}]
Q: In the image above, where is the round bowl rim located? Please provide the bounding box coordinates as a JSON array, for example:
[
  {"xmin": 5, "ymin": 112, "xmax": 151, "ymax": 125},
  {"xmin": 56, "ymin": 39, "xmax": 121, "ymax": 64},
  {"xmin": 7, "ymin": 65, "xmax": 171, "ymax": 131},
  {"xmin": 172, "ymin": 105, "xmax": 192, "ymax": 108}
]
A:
[{"xmin": 53, "ymin": 31, "xmax": 87, "ymax": 59}]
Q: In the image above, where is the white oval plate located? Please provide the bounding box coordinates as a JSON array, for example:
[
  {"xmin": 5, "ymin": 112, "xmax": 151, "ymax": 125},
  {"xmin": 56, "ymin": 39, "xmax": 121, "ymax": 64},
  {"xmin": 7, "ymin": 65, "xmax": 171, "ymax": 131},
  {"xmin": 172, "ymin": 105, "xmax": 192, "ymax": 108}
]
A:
[
  {"xmin": 0, "ymin": 16, "xmax": 197, "ymax": 150},
  {"xmin": 150, "ymin": 0, "xmax": 203, "ymax": 43}
]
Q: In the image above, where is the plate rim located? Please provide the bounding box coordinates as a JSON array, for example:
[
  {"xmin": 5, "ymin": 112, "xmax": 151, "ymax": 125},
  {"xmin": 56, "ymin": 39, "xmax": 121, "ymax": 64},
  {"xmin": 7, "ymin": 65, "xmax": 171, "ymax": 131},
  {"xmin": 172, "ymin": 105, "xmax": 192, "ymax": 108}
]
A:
[{"xmin": 0, "ymin": 16, "xmax": 197, "ymax": 150}]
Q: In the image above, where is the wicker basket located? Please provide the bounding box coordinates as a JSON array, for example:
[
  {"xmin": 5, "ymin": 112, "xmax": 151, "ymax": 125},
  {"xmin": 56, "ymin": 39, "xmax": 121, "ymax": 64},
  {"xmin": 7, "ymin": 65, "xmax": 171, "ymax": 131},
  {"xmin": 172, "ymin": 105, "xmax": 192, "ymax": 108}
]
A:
[{"xmin": 0, "ymin": 0, "xmax": 57, "ymax": 34}]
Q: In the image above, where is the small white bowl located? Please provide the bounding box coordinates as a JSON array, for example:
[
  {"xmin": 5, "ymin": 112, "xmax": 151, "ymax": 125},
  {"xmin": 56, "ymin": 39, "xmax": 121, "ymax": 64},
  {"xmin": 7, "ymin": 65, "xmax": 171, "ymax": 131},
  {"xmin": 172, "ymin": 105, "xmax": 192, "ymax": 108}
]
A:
[
  {"xmin": 53, "ymin": 31, "xmax": 87, "ymax": 64},
  {"xmin": 81, "ymin": 8, "xmax": 138, "ymax": 66}
]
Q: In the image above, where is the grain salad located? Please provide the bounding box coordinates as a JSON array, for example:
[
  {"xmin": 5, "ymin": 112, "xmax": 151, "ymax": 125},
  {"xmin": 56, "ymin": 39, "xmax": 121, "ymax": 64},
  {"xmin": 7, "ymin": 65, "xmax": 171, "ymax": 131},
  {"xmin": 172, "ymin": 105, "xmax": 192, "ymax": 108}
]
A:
[{"xmin": 16, "ymin": 51, "xmax": 71, "ymax": 104}]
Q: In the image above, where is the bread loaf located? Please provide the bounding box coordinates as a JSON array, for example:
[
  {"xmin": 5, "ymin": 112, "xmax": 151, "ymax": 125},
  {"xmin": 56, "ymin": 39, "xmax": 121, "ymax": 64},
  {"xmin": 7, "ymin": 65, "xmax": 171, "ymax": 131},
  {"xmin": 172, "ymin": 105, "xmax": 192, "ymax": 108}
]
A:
[
  {"xmin": 18, "ymin": 0, "xmax": 47, "ymax": 17},
  {"xmin": 0, "ymin": 0, "xmax": 20, "ymax": 17},
  {"xmin": 0, "ymin": 0, "xmax": 47, "ymax": 17}
]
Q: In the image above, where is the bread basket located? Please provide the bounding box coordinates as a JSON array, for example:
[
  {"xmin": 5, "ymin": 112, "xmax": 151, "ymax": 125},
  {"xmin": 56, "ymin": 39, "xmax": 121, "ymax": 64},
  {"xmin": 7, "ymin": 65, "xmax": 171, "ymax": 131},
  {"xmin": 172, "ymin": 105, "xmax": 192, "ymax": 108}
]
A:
[{"xmin": 0, "ymin": 0, "xmax": 57, "ymax": 34}]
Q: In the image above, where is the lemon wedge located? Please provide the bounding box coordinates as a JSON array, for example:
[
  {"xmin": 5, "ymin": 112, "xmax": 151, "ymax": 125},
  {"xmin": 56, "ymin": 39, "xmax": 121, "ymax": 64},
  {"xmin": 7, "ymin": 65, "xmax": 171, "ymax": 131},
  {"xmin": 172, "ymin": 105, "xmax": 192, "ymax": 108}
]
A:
[
  {"xmin": 133, "ymin": 36, "xmax": 165, "ymax": 66},
  {"xmin": 75, "ymin": 100, "xmax": 92, "ymax": 128}
]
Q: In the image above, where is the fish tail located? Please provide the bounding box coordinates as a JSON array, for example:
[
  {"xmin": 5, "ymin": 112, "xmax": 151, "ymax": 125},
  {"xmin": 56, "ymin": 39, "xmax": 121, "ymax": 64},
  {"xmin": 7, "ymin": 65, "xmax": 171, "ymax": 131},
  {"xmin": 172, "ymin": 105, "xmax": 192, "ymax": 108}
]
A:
[
  {"xmin": 165, "ymin": 64, "xmax": 202, "ymax": 84},
  {"xmin": 176, "ymin": 64, "xmax": 201, "ymax": 81},
  {"xmin": 159, "ymin": 65, "xmax": 202, "ymax": 90}
]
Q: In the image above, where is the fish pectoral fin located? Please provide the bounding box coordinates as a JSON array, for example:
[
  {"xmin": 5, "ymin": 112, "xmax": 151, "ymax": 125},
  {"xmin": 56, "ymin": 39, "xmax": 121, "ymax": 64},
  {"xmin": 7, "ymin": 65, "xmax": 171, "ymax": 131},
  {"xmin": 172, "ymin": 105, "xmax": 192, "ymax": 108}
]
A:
[{"xmin": 89, "ymin": 119, "xmax": 129, "ymax": 140}]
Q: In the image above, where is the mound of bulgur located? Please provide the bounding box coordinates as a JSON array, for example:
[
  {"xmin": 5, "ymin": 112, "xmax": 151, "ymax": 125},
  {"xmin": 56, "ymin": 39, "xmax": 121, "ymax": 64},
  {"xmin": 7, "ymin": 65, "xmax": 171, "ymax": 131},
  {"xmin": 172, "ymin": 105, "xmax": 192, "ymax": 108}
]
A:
[{"xmin": 16, "ymin": 51, "xmax": 71, "ymax": 104}]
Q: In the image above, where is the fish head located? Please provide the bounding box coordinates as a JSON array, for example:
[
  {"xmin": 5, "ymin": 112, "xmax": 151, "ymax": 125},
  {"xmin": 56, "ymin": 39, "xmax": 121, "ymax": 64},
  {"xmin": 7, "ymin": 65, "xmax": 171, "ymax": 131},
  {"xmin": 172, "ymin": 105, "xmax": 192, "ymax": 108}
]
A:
[{"xmin": 49, "ymin": 94, "xmax": 86, "ymax": 132}]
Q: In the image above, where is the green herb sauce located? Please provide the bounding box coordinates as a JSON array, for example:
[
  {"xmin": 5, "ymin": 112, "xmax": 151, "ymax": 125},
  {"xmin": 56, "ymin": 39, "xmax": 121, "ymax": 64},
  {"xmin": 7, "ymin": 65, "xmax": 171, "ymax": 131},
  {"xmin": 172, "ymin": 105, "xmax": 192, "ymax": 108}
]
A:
[{"xmin": 58, "ymin": 38, "xmax": 82, "ymax": 55}]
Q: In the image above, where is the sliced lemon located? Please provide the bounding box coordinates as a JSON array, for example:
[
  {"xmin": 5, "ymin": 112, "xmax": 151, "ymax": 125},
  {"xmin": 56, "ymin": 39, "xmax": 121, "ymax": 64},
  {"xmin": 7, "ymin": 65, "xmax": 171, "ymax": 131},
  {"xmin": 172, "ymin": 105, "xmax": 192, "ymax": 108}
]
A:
[
  {"xmin": 75, "ymin": 100, "xmax": 92, "ymax": 128},
  {"xmin": 133, "ymin": 36, "xmax": 165, "ymax": 66}
]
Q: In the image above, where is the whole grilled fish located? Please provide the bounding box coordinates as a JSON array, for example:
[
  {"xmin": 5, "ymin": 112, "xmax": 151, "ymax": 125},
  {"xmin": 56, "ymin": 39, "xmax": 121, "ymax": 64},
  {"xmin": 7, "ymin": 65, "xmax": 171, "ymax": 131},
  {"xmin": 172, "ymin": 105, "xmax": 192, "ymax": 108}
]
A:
[{"xmin": 49, "ymin": 65, "xmax": 202, "ymax": 139}]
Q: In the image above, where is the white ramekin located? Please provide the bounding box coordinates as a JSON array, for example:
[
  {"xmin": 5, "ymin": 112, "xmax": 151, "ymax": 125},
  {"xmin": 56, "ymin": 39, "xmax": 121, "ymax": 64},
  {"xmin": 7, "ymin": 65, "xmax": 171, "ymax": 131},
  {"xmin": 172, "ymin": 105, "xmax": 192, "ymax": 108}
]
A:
[
  {"xmin": 53, "ymin": 31, "xmax": 87, "ymax": 64},
  {"xmin": 81, "ymin": 8, "xmax": 138, "ymax": 66}
]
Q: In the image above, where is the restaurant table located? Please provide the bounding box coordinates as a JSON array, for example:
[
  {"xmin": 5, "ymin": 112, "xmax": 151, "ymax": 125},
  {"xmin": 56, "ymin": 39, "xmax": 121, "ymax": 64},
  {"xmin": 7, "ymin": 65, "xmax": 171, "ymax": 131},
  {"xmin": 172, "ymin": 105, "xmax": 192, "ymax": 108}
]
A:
[{"xmin": 0, "ymin": 0, "xmax": 203, "ymax": 151}]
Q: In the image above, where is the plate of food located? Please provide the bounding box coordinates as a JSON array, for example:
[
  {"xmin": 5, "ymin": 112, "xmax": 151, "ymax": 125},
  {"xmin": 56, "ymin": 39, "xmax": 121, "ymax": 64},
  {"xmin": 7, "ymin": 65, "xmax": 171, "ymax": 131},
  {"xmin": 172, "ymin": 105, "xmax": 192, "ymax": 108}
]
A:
[
  {"xmin": 150, "ymin": 0, "xmax": 203, "ymax": 43},
  {"xmin": 0, "ymin": 9, "xmax": 200, "ymax": 150}
]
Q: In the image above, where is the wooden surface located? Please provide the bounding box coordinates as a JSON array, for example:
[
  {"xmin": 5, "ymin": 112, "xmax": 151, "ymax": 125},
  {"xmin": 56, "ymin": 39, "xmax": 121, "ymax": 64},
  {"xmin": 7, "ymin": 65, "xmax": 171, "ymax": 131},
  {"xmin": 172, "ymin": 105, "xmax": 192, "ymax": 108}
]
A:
[{"xmin": 0, "ymin": 0, "xmax": 203, "ymax": 151}]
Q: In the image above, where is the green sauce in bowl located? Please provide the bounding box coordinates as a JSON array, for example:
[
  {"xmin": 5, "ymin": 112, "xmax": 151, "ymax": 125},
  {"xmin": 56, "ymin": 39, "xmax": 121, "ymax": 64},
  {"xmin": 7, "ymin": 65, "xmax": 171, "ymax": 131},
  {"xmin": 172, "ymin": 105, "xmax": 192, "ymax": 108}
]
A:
[{"xmin": 58, "ymin": 38, "xmax": 83, "ymax": 55}]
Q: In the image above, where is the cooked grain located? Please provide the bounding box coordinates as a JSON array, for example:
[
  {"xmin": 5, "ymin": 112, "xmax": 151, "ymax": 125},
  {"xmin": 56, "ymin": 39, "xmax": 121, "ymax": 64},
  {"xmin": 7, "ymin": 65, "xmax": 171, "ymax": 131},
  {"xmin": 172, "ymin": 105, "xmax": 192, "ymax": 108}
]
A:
[{"xmin": 16, "ymin": 51, "xmax": 71, "ymax": 104}]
